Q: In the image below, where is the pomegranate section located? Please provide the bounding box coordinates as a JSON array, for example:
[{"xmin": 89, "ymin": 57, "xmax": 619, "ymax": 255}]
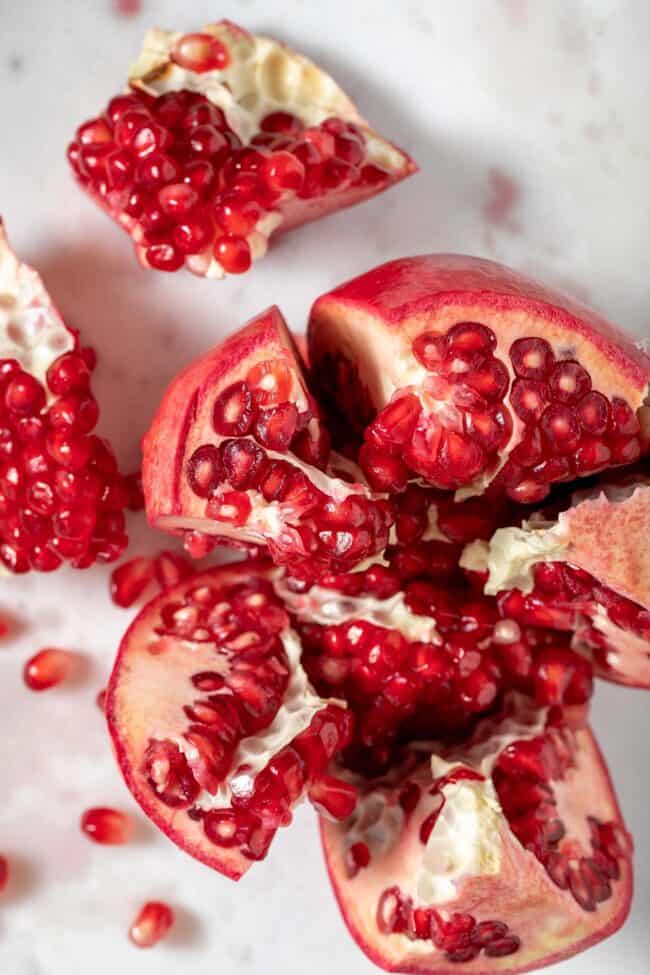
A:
[
  {"xmin": 0, "ymin": 223, "xmax": 129, "ymax": 574},
  {"xmin": 67, "ymin": 21, "xmax": 415, "ymax": 278}
]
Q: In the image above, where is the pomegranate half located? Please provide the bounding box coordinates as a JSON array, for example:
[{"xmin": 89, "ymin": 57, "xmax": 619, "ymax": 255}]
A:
[
  {"xmin": 67, "ymin": 20, "xmax": 416, "ymax": 277},
  {"xmin": 0, "ymin": 221, "xmax": 130, "ymax": 573}
]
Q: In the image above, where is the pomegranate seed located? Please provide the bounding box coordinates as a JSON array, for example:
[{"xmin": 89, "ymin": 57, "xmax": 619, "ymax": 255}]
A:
[
  {"xmin": 308, "ymin": 775, "xmax": 357, "ymax": 820},
  {"xmin": 610, "ymin": 396, "xmax": 640, "ymax": 435},
  {"xmin": 0, "ymin": 855, "xmax": 8, "ymax": 891},
  {"xmin": 146, "ymin": 242, "xmax": 185, "ymax": 272},
  {"xmin": 81, "ymin": 807, "xmax": 133, "ymax": 845},
  {"xmin": 110, "ymin": 557, "xmax": 155, "ymax": 607},
  {"xmin": 220, "ymin": 438, "xmax": 266, "ymax": 489},
  {"xmin": 47, "ymin": 353, "xmax": 90, "ymax": 395},
  {"xmin": 540, "ymin": 403, "xmax": 580, "ymax": 453},
  {"xmin": 246, "ymin": 360, "xmax": 292, "ymax": 408},
  {"xmin": 261, "ymin": 111, "xmax": 303, "ymax": 135},
  {"xmin": 96, "ymin": 687, "xmax": 107, "ymax": 712},
  {"xmin": 154, "ymin": 551, "xmax": 194, "ymax": 590},
  {"xmin": 5, "ymin": 372, "xmax": 46, "ymax": 416},
  {"xmin": 261, "ymin": 151, "xmax": 305, "ymax": 193},
  {"xmin": 213, "ymin": 235, "xmax": 251, "ymax": 274},
  {"xmin": 173, "ymin": 211, "xmax": 215, "ymax": 254},
  {"xmin": 548, "ymin": 360, "xmax": 591, "ymax": 403},
  {"xmin": 577, "ymin": 390, "xmax": 610, "ymax": 435},
  {"xmin": 214, "ymin": 198, "xmax": 262, "ymax": 236},
  {"xmin": 206, "ymin": 489, "xmax": 251, "ymax": 525},
  {"xmin": 171, "ymin": 33, "xmax": 230, "ymax": 73},
  {"xmin": 129, "ymin": 900, "xmax": 174, "ymax": 948},
  {"xmin": 253, "ymin": 403, "xmax": 299, "ymax": 451},
  {"xmin": 345, "ymin": 841, "xmax": 371, "ymax": 877},
  {"xmin": 23, "ymin": 648, "xmax": 76, "ymax": 691},
  {"xmin": 510, "ymin": 337, "xmax": 555, "ymax": 379},
  {"xmin": 189, "ymin": 125, "xmax": 228, "ymax": 157},
  {"xmin": 510, "ymin": 379, "xmax": 547, "ymax": 421}
]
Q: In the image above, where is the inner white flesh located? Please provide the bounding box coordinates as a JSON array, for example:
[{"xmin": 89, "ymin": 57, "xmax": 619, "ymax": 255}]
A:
[
  {"xmin": 129, "ymin": 23, "xmax": 407, "ymax": 278},
  {"xmin": 150, "ymin": 629, "xmax": 334, "ymax": 810},
  {"xmin": 0, "ymin": 226, "xmax": 74, "ymax": 391},
  {"xmin": 461, "ymin": 522, "xmax": 569, "ymax": 596},
  {"xmin": 575, "ymin": 604, "xmax": 650, "ymax": 674},
  {"xmin": 275, "ymin": 577, "xmax": 441, "ymax": 643}
]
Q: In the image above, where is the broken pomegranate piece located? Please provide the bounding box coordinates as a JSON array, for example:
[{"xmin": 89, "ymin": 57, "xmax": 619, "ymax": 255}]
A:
[
  {"xmin": 67, "ymin": 20, "xmax": 416, "ymax": 278},
  {"xmin": 106, "ymin": 561, "xmax": 354, "ymax": 879},
  {"xmin": 321, "ymin": 698, "xmax": 632, "ymax": 973},
  {"xmin": 464, "ymin": 472, "xmax": 650, "ymax": 687},
  {"xmin": 0, "ymin": 222, "xmax": 129, "ymax": 573},
  {"xmin": 309, "ymin": 255, "xmax": 650, "ymax": 502},
  {"xmin": 142, "ymin": 305, "xmax": 392, "ymax": 576}
]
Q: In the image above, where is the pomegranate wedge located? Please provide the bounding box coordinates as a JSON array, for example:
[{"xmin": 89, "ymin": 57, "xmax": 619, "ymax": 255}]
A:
[
  {"xmin": 309, "ymin": 255, "xmax": 650, "ymax": 503},
  {"xmin": 106, "ymin": 562, "xmax": 354, "ymax": 879},
  {"xmin": 143, "ymin": 306, "xmax": 392, "ymax": 575},
  {"xmin": 321, "ymin": 700, "xmax": 632, "ymax": 974},
  {"xmin": 67, "ymin": 20, "xmax": 416, "ymax": 277},
  {"xmin": 0, "ymin": 222, "xmax": 129, "ymax": 573},
  {"xmin": 465, "ymin": 472, "xmax": 650, "ymax": 687}
]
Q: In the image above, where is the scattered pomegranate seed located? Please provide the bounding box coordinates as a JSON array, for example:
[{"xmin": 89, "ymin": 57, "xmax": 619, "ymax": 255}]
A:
[
  {"xmin": 96, "ymin": 687, "xmax": 107, "ymax": 712},
  {"xmin": 110, "ymin": 557, "xmax": 155, "ymax": 607},
  {"xmin": 0, "ymin": 855, "xmax": 7, "ymax": 891},
  {"xmin": 23, "ymin": 648, "xmax": 76, "ymax": 691},
  {"xmin": 129, "ymin": 900, "xmax": 174, "ymax": 948},
  {"xmin": 81, "ymin": 807, "xmax": 134, "ymax": 845}
]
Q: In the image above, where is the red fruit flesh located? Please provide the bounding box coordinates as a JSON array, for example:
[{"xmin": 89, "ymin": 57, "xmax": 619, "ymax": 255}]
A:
[
  {"xmin": 143, "ymin": 306, "xmax": 392, "ymax": 577},
  {"xmin": 308, "ymin": 255, "xmax": 650, "ymax": 501},
  {"xmin": 67, "ymin": 21, "xmax": 416, "ymax": 278},
  {"xmin": 0, "ymin": 222, "xmax": 129, "ymax": 573},
  {"xmin": 473, "ymin": 473, "xmax": 650, "ymax": 687},
  {"xmin": 321, "ymin": 700, "xmax": 632, "ymax": 974},
  {"xmin": 106, "ymin": 562, "xmax": 354, "ymax": 879}
]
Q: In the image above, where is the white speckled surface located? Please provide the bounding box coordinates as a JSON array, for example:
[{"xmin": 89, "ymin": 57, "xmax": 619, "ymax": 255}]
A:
[{"xmin": 0, "ymin": 1, "xmax": 649, "ymax": 973}]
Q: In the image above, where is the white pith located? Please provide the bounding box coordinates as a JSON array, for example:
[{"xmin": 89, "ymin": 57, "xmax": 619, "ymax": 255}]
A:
[
  {"xmin": 149, "ymin": 629, "xmax": 334, "ymax": 810},
  {"xmin": 461, "ymin": 522, "xmax": 569, "ymax": 596},
  {"xmin": 275, "ymin": 577, "xmax": 441, "ymax": 644},
  {"xmin": 127, "ymin": 23, "xmax": 408, "ymax": 278},
  {"xmin": 0, "ymin": 224, "xmax": 74, "ymax": 393}
]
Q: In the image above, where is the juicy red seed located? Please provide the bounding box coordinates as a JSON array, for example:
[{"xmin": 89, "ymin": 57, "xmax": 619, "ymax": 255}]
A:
[
  {"xmin": 154, "ymin": 551, "xmax": 194, "ymax": 589},
  {"xmin": 110, "ymin": 557, "xmax": 155, "ymax": 607},
  {"xmin": 220, "ymin": 438, "xmax": 266, "ymax": 489},
  {"xmin": 214, "ymin": 199, "xmax": 262, "ymax": 236},
  {"xmin": 370, "ymin": 394, "xmax": 421, "ymax": 446},
  {"xmin": 253, "ymin": 403, "xmax": 299, "ymax": 451},
  {"xmin": 484, "ymin": 936, "xmax": 521, "ymax": 957},
  {"xmin": 135, "ymin": 152, "xmax": 181, "ymax": 188},
  {"xmin": 23, "ymin": 648, "xmax": 75, "ymax": 691},
  {"xmin": 577, "ymin": 390, "xmax": 610, "ymax": 435},
  {"xmin": 246, "ymin": 360, "xmax": 292, "ymax": 408},
  {"xmin": 173, "ymin": 212, "xmax": 215, "ymax": 254},
  {"xmin": 146, "ymin": 243, "xmax": 185, "ymax": 272},
  {"xmin": 48, "ymin": 393, "xmax": 99, "ymax": 432},
  {"xmin": 548, "ymin": 360, "xmax": 591, "ymax": 403},
  {"xmin": 106, "ymin": 94, "xmax": 142, "ymax": 126},
  {"xmin": 464, "ymin": 358, "xmax": 510, "ymax": 402},
  {"xmin": 170, "ymin": 33, "xmax": 230, "ymax": 73},
  {"xmin": 510, "ymin": 337, "xmax": 555, "ymax": 379},
  {"xmin": 129, "ymin": 901, "xmax": 174, "ymax": 948},
  {"xmin": 261, "ymin": 151, "xmax": 305, "ymax": 193},
  {"xmin": 0, "ymin": 855, "xmax": 8, "ymax": 891},
  {"xmin": 46, "ymin": 430, "xmax": 93, "ymax": 470},
  {"xmin": 576, "ymin": 438, "xmax": 611, "ymax": 474},
  {"xmin": 611, "ymin": 397, "xmax": 640, "ymax": 435},
  {"xmin": 203, "ymin": 809, "xmax": 241, "ymax": 847},
  {"xmin": 360, "ymin": 444, "xmax": 410, "ymax": 492},
  {"xmin": 183, "ymin": 159, "xmax": 216, "ymax": 194},
  {"xmin": 308, "ymin": 776, "xmax": 357, "ymax": 820},
  {"xmin": 5, "ymin": 373, "xmax": 46, "ymax": 416},
  {"xmin": 510, "ymin": 379, "xmax": 547, "ymax": 421},
  {"xmin": 47, "ymin": 353, "xmax": 90, "ymax": 396},
  {"xmin": 187, "ymin": 444, "xmax": 223, "ymax": 497},
  {"xmin": 96, "ymin": 688, "xmax": 107, "ymax": 712},
  {"xmin": 213, "ymin": 234, "xmax": 252, "ymax": 274},
  {"xmin": 157, "ymin": 183, "xmax": 199, "ymax": 216},
  {"xmin": 447, "ymin": 321, "xmax": 497, "ymax": 356},
  {"xmin": 206, "ymin": 490, "xmax": 251, "ymax": 525},
  {"xmin": 346, "ymin": 841, "xmax": 371, "ymax": 876},
  {"xmin": 212, "ymin": 382, "xmax": 254, "ymax": 436},
  {"xmin": 81, "ymin": 807, "xmax": 133, "ymax": 845},
  {"xmin": 189, "ymin": 124, "xmax": 228, "ymax": 157},
  {"xmin": 540, "ymin": 403, "xmax": 580, "ymax": 453}
]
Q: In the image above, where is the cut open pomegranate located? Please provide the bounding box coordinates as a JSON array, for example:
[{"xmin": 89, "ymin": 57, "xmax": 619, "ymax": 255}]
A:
[
  {"xmin": 107, "ymin": 561, "xmax": 355, "ymax": 879},
  {"xmin": 143, "ymin": 306, "xmax": 392, "ymax": 576},
  {"xmin": 127, "ymin": 254, "xmax": 648, "ymax": 970},
  {"xmin": 464, "ymin": 471, "xmax": 650, "ymax": 687},
  {"xmin": 0, "ymin": 222, "xmax": 129, "ymax": 573},
  {"xmin": 67, "ymin": 20, "xmax": 416, "ymax": 277}
]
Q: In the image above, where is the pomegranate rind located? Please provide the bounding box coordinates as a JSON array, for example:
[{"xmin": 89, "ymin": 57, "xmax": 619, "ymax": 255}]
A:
[
  {"xmin": 308, "ymin": 255, "xmax": 650, "ymax": 497},
  {"xmin": 320, "ymin": 725, "xmax": 632, "ymax": 974}
]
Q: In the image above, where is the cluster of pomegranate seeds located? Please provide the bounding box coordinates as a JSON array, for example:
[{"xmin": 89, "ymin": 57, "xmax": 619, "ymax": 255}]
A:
[
  {"xmin": 498, "ymin": 560, "xmax": 650, "ymax": 669},
  {"xmin": 186, "ymin": 368, "xmax": 391, "ymax": 574},
  {"xmin": 376, "ymin": 886, "xmax": 521, "ymax": 963},
  {"xmin": 129, "ymin": 900, "xmax": 174, "ymax": 948},
  {"xmin": 493, "ymin": 725, "xmax": 626, "ymax": 911},
  {"xmin": 23, "ymin": 647, "xmax": 76, "ymax": 691},
  {"xmin": 360, "ymin": 323, "xmax": 644, "ymax": 502},
  {"xmin": 67, "ymin": 84, "xmax": 389, "ymax": 275},
  {"xmin": 81, "ymin": 806, "xmax": 134, "ymax": 845},
  {"xmin": 141, "ymin": 576, "xmax": 353, "ymax": 860},
  {"xmin": 0, "ymin": 353, "xmax": 129, "ymax": 573}
]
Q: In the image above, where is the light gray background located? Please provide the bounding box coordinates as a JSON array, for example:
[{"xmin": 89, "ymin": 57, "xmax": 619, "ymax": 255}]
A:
[{"xmin": 0, "ymin": 1, "xmax": 648, "ymax": 973}]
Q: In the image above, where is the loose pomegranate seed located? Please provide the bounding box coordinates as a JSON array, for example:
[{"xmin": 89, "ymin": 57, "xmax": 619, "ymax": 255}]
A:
[
  {"xmin": 23, "ymin": 648, "xmax": 76, "ymax": 691},
  {"xmin": 96, "ymin": 688, "xmax": 107, "ymax": 712},
  {"xmin": 213, "ymin": 235, "xmax": 251, "ymax": 274},
  {"xmin": 171, "ymin": 33, "xmax": 230, "ymax": 73},
  {"xmin": 81, "ymin": 807, "xmax": 134, "ymax": 845},
  {"xmin": 129, "ymin": 900, "xmax": 174, "ymax": 948},
  {"xmin": 0, "ymin": 855, "xmax": 8, "ymax": 891},
  {"xmin": 110, "ymin": 557, "xmax": 155, "ymax": 608}
]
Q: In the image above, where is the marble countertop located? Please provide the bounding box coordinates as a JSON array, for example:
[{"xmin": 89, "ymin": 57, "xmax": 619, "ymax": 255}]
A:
[{"xmin": 0, "ymin": 1, "xmax": 648, "ymax": 973}]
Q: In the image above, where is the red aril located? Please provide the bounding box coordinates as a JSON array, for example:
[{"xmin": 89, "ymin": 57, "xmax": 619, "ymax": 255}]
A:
[
  {"xmin": 67, "ymin": 21, "xmax": 416, "ymax": 278},
  {"xmin": 0, "ymin": 223, "xmax": 129, "ymax": 574},
  {"xmin": 81, "ymin": 807, "xmax": 134, "ymax": 844},
  {"xmin": 0, "ymin": 855, "xmax": 7, "ymax": 891},
  {"xmin": 110, "ymin": 557, "xmax": 155, "ymax": 608},
  {"xmin": 23, "ymin": 648, "xmax": 76, "ymax": 691},
  {"xmin": 129, "ymin": 900, "xmax": 174, "ymax": 948}
]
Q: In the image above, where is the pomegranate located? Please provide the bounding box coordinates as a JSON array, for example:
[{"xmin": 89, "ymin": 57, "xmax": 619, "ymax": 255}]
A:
[
  {"xmin": 143, "ymin": 306, "xmax": 392, "ymax": 576},
  {"xmin": 67, "ymin": 20, "xmax": 416, "ymax": 278},
  {"xmin": 106, "ymin": 562, "xmax": 355, "ymax": 879},
  {"xmin": 122, "ymin": 254, "xmax": 648, "ymax": 970},
  {"xmin": 0, "ymin": 222, "xmax": 129, "ymax": 574},
  {"xmin": 129, "ymin": 900, "xmax": 174, "ymax": 948},
  {"xmin": 464, "ymin": 472, "xmax": 650, "ymax": 688}
]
